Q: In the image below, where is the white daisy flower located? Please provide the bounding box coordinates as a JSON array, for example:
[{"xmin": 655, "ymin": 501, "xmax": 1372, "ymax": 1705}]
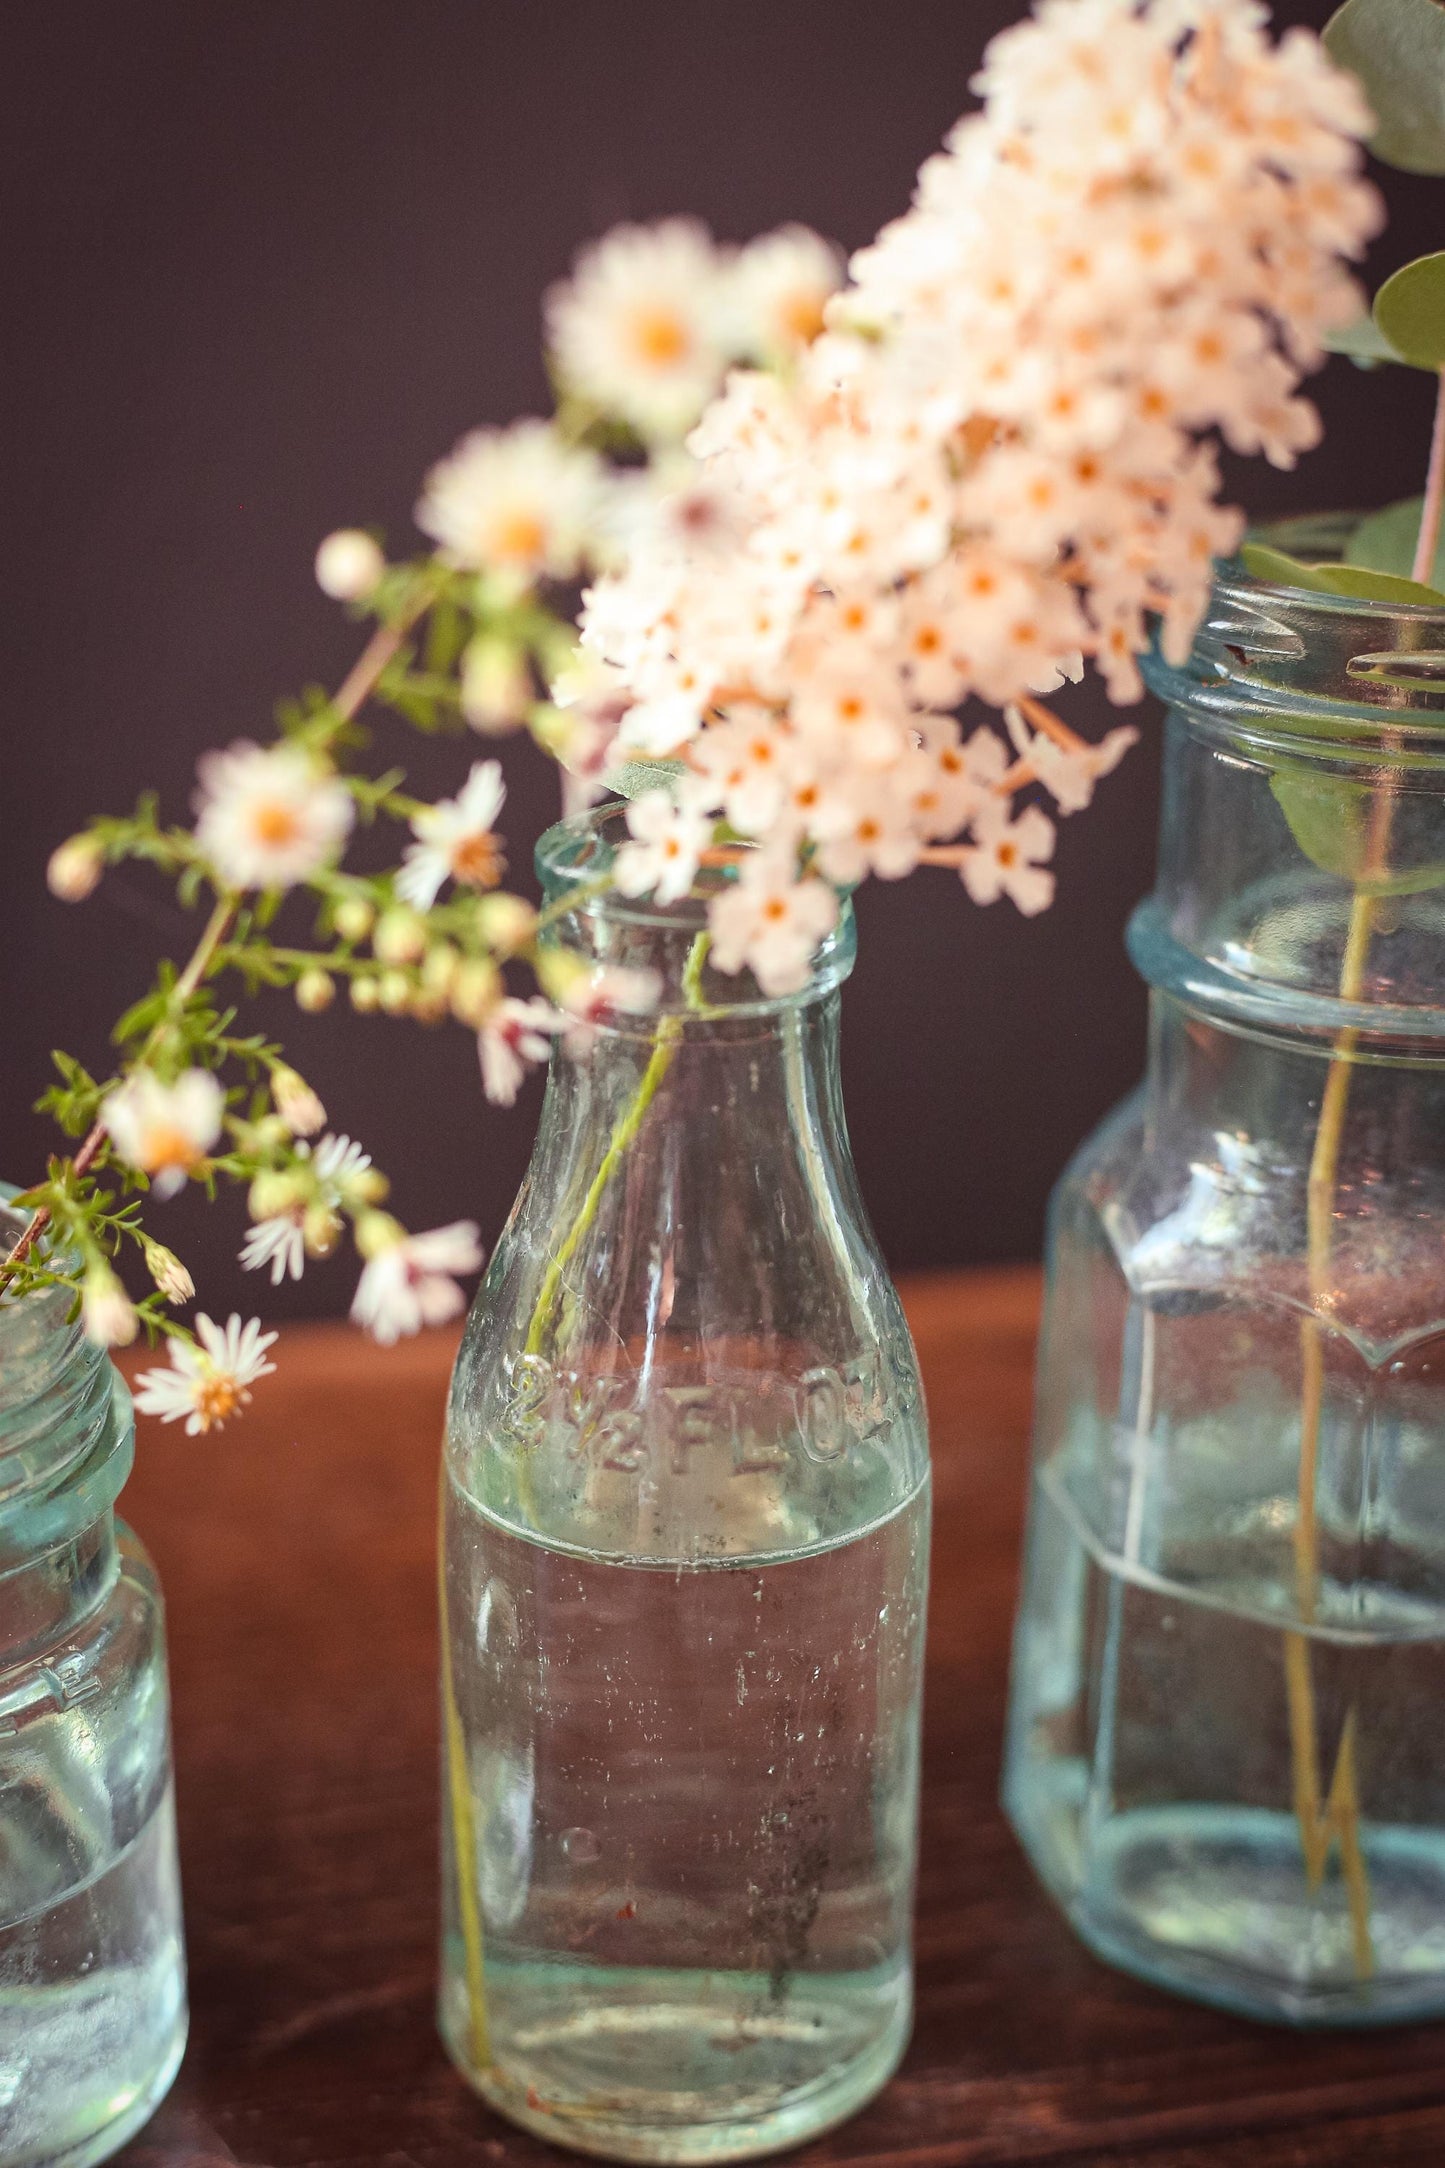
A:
[
  {"xmin": 240, "ymin": 1133, "xmax": 378, "ymax": 1285},
  {"xmin": 239, "ymin": 1215, "xmax": 306, "ymax": 1286},
  {"xmin": 396, "ymin": 761, "xmax": 507, "ymax": 912},
  {"xmin": 103, "ymin": 1068, "xmax": 224, "ymax": 1199},
  {"xmin": 134, "ymin": 1314, "xmax": 278, "ymax": 1435},
  {"xmin": 733, "ymin": 225, "xmax": 844, "ymax": 363},
  {"xmin": 478, "ymin": 996, "xmax": 564, "ymax": 1108},
  {"xmin": 194, "ymin": 742, "xmax": 354, "ymax": 893},
  {"xmin": 350, "ymin": 1223, "xmax": 484, "ymax": 1346},
  {"xmin": 416, "ymin": 419, "xmax": 602, "ymax": 585},
  {"xmin": 546, "ymin": 219, "xmax": 733, "ymax": 441}
]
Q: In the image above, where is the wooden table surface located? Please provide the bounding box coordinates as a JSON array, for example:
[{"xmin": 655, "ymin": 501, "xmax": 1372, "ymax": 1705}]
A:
[{"xmin": 112, "ymin": 1267, "xmax": 1445, "ymax": 2168}]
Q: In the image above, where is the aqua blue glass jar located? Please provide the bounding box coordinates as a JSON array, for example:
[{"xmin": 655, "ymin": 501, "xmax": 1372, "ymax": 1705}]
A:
[
  {"xmin": 0, "ymin": 1192, "xmax": 187, "ymax": 2165},
  {"xmin": 1004, "ymin": 556, "xmax": 1445, "ymax": 2024},
  {"xmin": 439, "ymin": 807, "xmax": 930, "ymax": 2160}
]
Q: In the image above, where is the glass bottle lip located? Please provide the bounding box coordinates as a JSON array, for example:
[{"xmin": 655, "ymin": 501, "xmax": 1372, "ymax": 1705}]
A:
[
  {"xmin": 535, "ymin": 801, "xmax": 857, "ymax": 1014},
  {"xmin": 1144, "ymin": 520, "xmax": 1445, "ymax": 772}
]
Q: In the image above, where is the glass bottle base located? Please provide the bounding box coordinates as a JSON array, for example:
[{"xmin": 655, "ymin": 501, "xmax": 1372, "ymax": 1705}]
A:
[
  {"xmin": 439, "ymin": 1966, "xmax": 911, "ymax": 2163},
  {"xmin": 0, "ymin": 1999, "xmax": 186, "ymax": 2168},
  {"xmin": 1008, "ymin": 1786, "xmax": 1445, "ymax": 2027}
]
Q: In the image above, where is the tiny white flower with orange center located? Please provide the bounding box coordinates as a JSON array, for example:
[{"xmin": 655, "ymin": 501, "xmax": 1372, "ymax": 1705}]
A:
[
  {"xmin": 1004, "ymin": 704, "xmax": 1138, "ymax": 816},
  {"xmin": 547, "ymin": 219, "xmax": 733, "ymax": 442},
  {"xmin": 103, "ymin": 1069, "xmax": 224, "ymax": 1200},
  {"xmin": 194, "ymin": 741, "xmax": 354, "ymax": 892},
  {"xmin": 417, "ymin": 419, "xmax": 603, "ymax": 585},
  {"xmin": 350, "ymin": 1222, "xmax": 484, "ymax": 1345},
  {"xmin": 478, "ymin": 996, "xmax": 565, "ymax": 1108},
  {"xmin": 709, "ymin": 851, "xmax": 839, "ymax": 997},
  {"xmin": 614, "ymin": 785, "xmax": 716, "ymax": 907},
  {"xmin": 396, "ymin": 762, "xmax": 508, "ymax": 912},
  {"xmin": 134, "ymin": 1315, "xmax": 278, "ymax": 1435},
  {"xmin": 959, "ymin": 800, "xmax": 1056, "ymax": 916}
]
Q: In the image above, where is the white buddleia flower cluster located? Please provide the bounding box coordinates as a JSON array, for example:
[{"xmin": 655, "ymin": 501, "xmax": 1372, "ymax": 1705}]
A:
[{"xmin": 578, "ymin": 0, "xmax": 1380, "ymax": 991}]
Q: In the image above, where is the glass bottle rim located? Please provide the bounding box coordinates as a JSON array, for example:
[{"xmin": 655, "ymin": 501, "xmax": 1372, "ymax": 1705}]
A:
[
  {"xmin": 535, "ymin": 801, "xmax": 857, "ymax": 1012},
  {"xmin": 1145, "ymin": 519, "xmax": 1445, "ymax": 772}
]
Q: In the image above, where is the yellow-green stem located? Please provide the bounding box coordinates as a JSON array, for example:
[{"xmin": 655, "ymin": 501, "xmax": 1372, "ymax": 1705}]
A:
[
  {"xmin": 1284, "ymin": 886, "xmax": 1377, "ymax": 1980},
  {"xmin": 437, "ymin": 1476, "xmax": 490, "ymax": 2072}
]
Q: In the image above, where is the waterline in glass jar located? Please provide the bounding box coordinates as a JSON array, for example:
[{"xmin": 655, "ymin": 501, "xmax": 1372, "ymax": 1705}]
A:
[
  {"xmin": 1007, "ymin": 1465, "xmax": 1445, "ymax": 2026},
  {"xmin": 440, "ymin": 1470, "xmax": 927, "ymax": 2162},
  {"xmin": 0, "ymin": 1785, "xmax": 187, "ymax": 2168}
]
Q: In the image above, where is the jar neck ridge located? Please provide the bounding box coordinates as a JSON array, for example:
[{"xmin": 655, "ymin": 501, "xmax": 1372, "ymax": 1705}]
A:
[{"xmin": 1134, "ymin": 570, "xmax": 1445, "ymax": 1050}]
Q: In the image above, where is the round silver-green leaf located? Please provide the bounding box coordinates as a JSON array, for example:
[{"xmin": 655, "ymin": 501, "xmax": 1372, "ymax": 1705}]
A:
[{"xmin": 1325, "ymin": 0, "xmax": 1445, "ymax": 175}]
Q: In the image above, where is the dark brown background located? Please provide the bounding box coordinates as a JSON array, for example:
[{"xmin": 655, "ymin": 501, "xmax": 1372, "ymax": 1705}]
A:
[{"xmin": 3, "ymin": 0, "xmax": 1438, "ymax": 1321}]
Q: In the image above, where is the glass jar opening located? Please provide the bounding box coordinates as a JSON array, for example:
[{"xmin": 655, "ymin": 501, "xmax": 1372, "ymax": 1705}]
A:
[{"xmin": 535, "ymin": 800, "xmax": 856, "ymax": 1018}]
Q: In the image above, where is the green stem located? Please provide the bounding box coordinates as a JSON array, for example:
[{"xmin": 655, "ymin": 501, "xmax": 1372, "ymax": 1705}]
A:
[{"xmin": 523, "ymin": 933, "xmax": 710, "ymax": 1362}]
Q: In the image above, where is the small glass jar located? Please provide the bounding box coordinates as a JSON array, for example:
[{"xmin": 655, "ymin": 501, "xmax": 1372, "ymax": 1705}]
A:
[
  {"xmin": 0, "ymin": 1193, "xmax": 187, "ymax": 2166},
  {"xmin": 1004, "ymin": 555, "xmax": 1445, "ymax": 2024},
  {"xmin": 439, "ymin": 808, "xmax": 930, "ymax": 2162}
]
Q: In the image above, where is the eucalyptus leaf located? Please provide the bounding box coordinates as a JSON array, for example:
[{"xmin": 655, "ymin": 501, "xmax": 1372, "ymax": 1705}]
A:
[
  {"xmin": 1324, "ymin": 0, "xmax": 1445, "ymax": 175},
  {"xmin": 1270, "ymin": 768, "xmax": 1445, "ymax": 892},
  {"xmin": 609, "ymin": 755, "xmax": 687, "ymax": 801},
  {"xmin": 1345, "ymin": 493, "xmax": 1445, "ymax": 584},
  {"xmin": 1238, "ymin": 542, "xmax": 1337, "ymax": 592},
  {"xmin": 1324, "ymin": 314, "xmax": 1407, "ymax": 367},
  {"xmin": 1270, "ymin": 768, "xmax": 1368, "ymax": 881},
  {"xmin": 1374, "ymin": 252, "xmax": 1445, "ymax": 370},
  {"xmin": 1239, "ymin": 541, "xmax": 1445, "ymax": 606},
  {"xmin": 1315, "ymin": 563, "xmax": 1445, "ymax": 605}
]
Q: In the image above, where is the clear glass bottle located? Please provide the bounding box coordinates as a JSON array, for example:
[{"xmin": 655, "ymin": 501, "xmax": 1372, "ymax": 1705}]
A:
[
  {"xmin": 1004, "ymin": 551, "xmax": 1445, "ymax": 2024},
  {"xmin": 0, "ymin": 1192, "xmax": 187, "ymax": 2164},
  {"xmin": 439, "ymin": 808, "xmax": 930, "ymax": 2161}
]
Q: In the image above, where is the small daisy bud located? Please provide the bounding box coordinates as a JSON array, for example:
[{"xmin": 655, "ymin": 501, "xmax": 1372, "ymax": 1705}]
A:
[
  {"xmin": 450, "ymin": 957, "xmax": 502, "ymax": 1027},
  {"xmin": 302, "ymin": 1204, "xmax": 343, "ymax": 1258},
  {"xmin": 248, "ymin": 1168, "xmax": 307, "ymax": 1221},
  {"xmin": 378, "ymin": 969, "xmax": 413, "ymax": 1014},
  {"xmin": 295, "ymin": 968, "xmax": 335, "ymax": 1013},
  {"xmin": 349, "ymin": 1166, "xmax": 389, "ymax": 1206},
  {"xmin": 350, "ymin": 974, "xmax": 381, "ymax": 1013},
  {"xmin": 82, "ymin": 1263, "xmax": 138, "ymax": 1349},
  {"xmin": 272, "ymin": 1065, "xmax": 326, "ymax": 1138},
  {"xmin": 421, "ymin": 942, "xmax": 460, "ymax": 998},
  {"xmin": 251, "ymin": 1115, "xmax": 291, "ymax": 1154},
  {"xmin": 47, "ymin": 833, "xmax": 105, "ymax": 903},
  {"xmin": 334, "ymin": 895, "xmax": 376, "ymax": 943},
  {"xmin": 410, "ymin": 989, "xmax": 448, "ymax": 1025},
  {"xmin": 354, "ymin": 1209, "xmax": 404, "ymax": 1262},
  {"xmin": 474, "ymin": 893, "xmax": 538, "ymax": 953},
  {"xmin": 461, "ymin": 634, "xmax": 532, "ymax": 735},
  {"xmin": 373, "ymin": 908, "xmax": 428, "ymax": 967},
  {"xmin": 142, "ymin": 1238, "xmax": 195, "ymax": 1307},
  {"xmin": 315, "ymin": 528, "xmax": 385, "ymax": 602}
]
